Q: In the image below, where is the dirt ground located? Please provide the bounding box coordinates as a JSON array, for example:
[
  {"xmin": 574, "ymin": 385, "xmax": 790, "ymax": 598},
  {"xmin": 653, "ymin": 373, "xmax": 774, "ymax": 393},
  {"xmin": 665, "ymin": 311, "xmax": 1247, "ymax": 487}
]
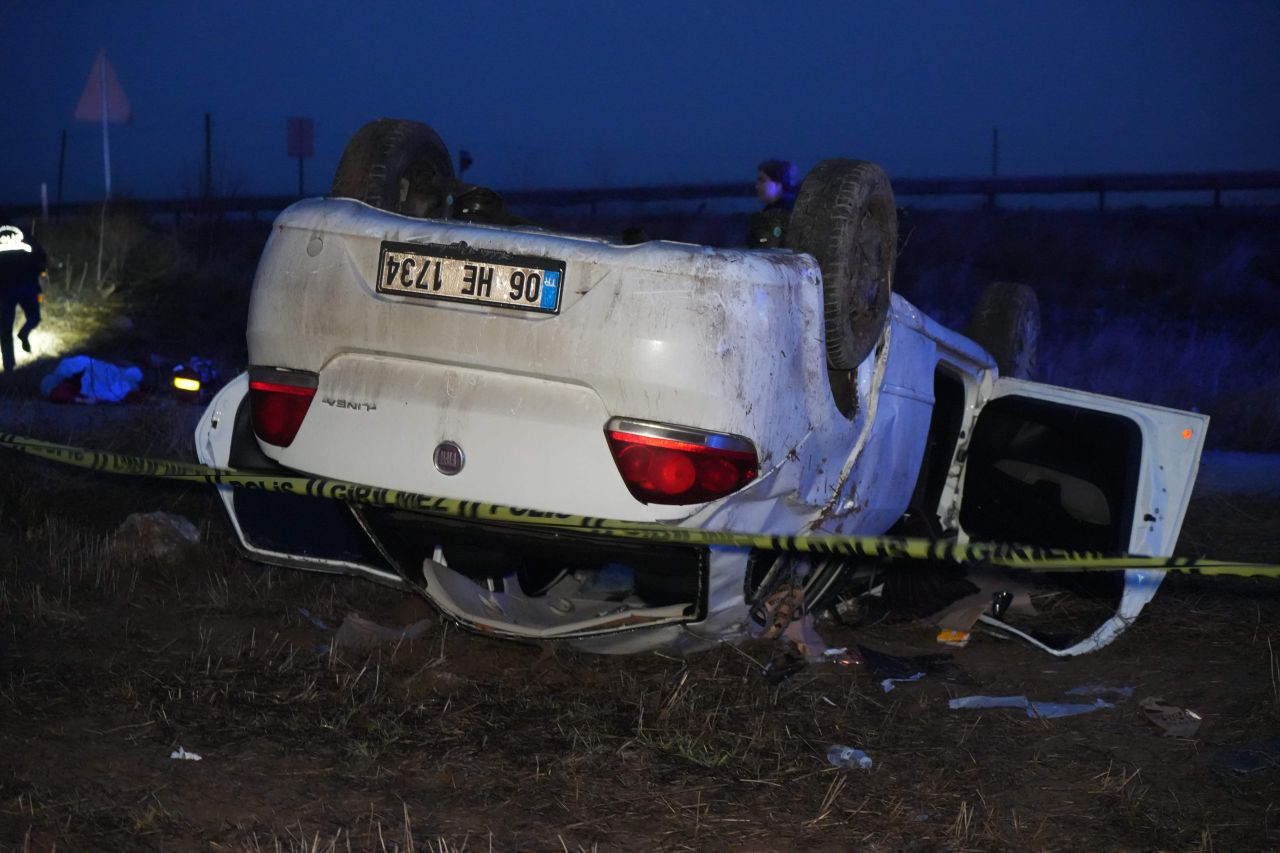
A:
[{"xmin": 1, "ymin": 398, "xmax": 1278, "ymax": 852}]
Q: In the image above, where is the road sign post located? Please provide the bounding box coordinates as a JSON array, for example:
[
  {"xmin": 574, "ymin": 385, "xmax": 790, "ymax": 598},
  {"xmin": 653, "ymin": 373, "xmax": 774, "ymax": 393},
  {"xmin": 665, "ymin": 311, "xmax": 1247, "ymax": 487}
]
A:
[
  {"xmin": 74, "ymin": 49, "xmax": 132, "ymax": 200},
  {"xmin": 287, "ymin": 117, "xmax": 314, "ymax": 196}
]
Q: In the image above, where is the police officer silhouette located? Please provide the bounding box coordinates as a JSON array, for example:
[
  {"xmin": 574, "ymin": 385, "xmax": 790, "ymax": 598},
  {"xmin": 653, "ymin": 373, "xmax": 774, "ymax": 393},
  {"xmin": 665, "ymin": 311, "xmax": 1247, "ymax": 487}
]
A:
[{"xmin": 0, "ymin": 223, "xmax": 47, "ymax": 372}]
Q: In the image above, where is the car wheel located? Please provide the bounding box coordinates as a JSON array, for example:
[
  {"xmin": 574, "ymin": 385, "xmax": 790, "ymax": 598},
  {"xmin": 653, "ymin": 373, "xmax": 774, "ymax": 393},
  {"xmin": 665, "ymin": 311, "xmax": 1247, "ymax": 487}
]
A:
[
  {"xmin": 966, "ymin": 282, "xmax": 1040, "ymax": 379},
  {"xmin": 786, "ymin": 159, "xmax": 898, "ymax": 374},
  {"xmin": 331, "ymin": 118, "xmax": 456, "ymax": 217}
]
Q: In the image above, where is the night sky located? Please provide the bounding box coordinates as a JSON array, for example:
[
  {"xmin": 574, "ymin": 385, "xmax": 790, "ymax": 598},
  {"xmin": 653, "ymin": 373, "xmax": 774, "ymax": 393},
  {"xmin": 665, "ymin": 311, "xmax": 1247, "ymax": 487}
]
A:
[{"xmin": 2, "ymin": 1, "xmax": 1278, "ymax": 204}]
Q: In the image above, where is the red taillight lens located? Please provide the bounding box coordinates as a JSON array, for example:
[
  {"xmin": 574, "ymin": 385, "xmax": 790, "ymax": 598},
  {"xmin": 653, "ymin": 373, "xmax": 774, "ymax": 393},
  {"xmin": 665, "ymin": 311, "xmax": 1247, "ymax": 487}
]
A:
[
  {"xmin": 249, "ymin": 377, "xmax": 316, "ymax": 448},
  {"xmin": 606, "ymin": 421, "xmax": 758, "ymax": 505}
]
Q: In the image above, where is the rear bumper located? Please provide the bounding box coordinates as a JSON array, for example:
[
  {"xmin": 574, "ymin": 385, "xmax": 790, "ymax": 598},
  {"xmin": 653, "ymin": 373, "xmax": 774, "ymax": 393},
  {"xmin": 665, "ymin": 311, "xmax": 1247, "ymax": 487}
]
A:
[{"xmin": 195, "ymin": 374, "xmax": 743, "ymax": 648}]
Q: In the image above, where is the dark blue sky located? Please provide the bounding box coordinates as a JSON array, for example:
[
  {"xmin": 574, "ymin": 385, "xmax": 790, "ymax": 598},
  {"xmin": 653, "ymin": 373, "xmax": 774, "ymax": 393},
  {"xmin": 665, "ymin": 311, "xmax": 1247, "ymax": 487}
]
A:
[{"xmin": 2, "ymin": 0, "xmax": 1278, "ymax": 204}]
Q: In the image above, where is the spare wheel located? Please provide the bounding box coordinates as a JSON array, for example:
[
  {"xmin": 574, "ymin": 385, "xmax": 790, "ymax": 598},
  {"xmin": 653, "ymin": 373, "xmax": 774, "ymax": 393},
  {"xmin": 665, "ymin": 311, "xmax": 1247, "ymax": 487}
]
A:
[
  {"xmin": 965, "ymin": 282, "xmax": 1040, "ymax": 380},
  {"xmin": 786, "ymin": 159, "xmax": 898, "ymax": 373},
  {"xmin": 331, "ymin": 118, "xmax": 455, "ymax": 217}
]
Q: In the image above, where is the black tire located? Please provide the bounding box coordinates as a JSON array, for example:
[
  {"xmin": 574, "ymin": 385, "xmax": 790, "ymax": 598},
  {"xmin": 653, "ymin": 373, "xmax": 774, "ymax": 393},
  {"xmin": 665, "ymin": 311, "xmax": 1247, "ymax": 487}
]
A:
[
  {"xmin": 786, "ymin": 159, "xmax": 898, "ymax": 372},
  {"xmin": 966, "ymin": 282, "xmax": 1040, "ymax": 379},
  {"xmin": 330, "ymin": 119, "xmax": 455, "ymax": 217}
]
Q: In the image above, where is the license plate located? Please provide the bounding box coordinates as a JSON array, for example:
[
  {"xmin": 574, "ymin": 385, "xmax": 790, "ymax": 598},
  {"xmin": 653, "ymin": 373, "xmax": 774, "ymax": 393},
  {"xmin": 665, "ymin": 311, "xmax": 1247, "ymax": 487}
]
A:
[{"xmin": 376, "ymin": 240, "xmax": 565, "ymax": 314}]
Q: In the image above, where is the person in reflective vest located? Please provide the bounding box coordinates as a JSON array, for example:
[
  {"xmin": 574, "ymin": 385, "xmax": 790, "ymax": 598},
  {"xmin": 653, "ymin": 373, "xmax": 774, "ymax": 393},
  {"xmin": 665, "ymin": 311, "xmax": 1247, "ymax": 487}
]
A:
[{"xmin": 0, "ymin": 223, "xmax": 47, "ymax": 372}]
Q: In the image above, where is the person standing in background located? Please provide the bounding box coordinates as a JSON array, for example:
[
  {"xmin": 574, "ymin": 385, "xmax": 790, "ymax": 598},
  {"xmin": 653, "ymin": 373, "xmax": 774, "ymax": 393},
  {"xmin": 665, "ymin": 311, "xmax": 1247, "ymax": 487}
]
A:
[
  {"xmin": 748, "ymin": 159, "xmax": 800, "ymax": 248},
  {"xmin": 0, "ymin": 222, "xmax": 47, "ymax": 372}
]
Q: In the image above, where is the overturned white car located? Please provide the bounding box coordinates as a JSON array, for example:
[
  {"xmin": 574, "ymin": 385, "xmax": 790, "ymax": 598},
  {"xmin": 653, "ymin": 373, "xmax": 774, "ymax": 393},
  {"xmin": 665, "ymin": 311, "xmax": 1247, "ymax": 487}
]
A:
[{"xmin": 195, "ymin": 119, "xmax": 1207, "ymax": 655}]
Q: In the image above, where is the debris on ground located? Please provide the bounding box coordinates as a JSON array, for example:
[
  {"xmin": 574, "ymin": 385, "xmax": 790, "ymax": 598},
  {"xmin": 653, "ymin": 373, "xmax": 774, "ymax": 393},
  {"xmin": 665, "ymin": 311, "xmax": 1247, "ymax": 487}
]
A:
[
  {"xmin": 858, "ymin": 645, "xmax": 966, "ymax": 694},
  {"xmin": 949, "ymin": 694, "xmax": 1115, "ymax": 719},
  {"xmin": 1204, "ymin": 738, "xmax": 1280, "ymax": 776},
  {"xmin": 297, "ymin": 607, "xmax": 333, "ymax": 631},
  {"xmin": 935, "ymin": 629, "xmax": 972, "ymax": 648},
  {"xmin": 880, "ymin": 672, "xmax": 926, "ymax": 693},
  {"xmin": 826, "ymin": 744, "xmax": 873, "ymax": 770},
  {"xmin": 39, "ymin": 355, "xmax": 144, "ymax": 404},
  {"xmin": 821, "ymin": 647, "xmax": 860, "ymax": 667},
  {"xmin": 928, "ymin": 567, "xmax": 1037, "ymax": 647},
  {"xmin": 333, "ymin": 613, "xmax": 432, "ymax": 650},
  {"xmin": 762, "ymin": 642, "xmax": 806, "ymax": 685},
  {"xmin": 754, "ymin": 583, "xmax": 829, "ymax": 661},
  {"xmin": 1140, "ymin": 697, "xmax": 1202, "ymax": 737},
  {"xmin": 169, "ymin": 747, "xmax": 202, "ymax": 761},
  {"xmin": 1064, "ymin": 684, "xmax": 1134, "ymax": 699},
  {"xmin": 115, "ymin": 511, "xmax": 200, "ymax": 560}
]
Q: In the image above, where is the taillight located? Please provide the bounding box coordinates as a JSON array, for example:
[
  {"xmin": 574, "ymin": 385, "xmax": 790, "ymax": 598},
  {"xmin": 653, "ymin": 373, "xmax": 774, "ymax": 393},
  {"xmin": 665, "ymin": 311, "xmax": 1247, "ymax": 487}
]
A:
[
  {"xmin": 605, "ymin": 418, "xmax": 758, "ymax": 505},
  {"xmin": 248, "ymin": 367, "xmax": 318, "ymax": 448}
]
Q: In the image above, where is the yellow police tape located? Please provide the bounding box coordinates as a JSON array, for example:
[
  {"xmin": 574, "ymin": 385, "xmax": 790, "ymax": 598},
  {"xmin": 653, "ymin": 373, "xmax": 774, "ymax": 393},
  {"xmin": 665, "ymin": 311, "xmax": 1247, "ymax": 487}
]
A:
[{"xmin": 2, "ymin": 431, "xmax": 1278, "ymax": 578}]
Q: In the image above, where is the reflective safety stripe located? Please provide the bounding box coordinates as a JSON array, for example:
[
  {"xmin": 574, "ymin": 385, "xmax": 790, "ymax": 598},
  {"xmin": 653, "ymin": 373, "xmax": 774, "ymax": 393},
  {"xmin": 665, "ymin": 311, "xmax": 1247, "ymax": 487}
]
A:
[
  {"xmin": 0, "ymin": 225, "xmax": 33, "ymax": 252},
  {"xmin": 2, "ymin": 431, "xmax": 1278, "ymax": 578}
]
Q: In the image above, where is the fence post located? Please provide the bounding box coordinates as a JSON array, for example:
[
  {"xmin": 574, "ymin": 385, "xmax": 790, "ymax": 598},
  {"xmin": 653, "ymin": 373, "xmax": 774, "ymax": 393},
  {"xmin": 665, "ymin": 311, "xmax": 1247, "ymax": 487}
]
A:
[
  {"xmin": 204, "ymin": 113, "xmax": 213, "ymax": 199},
  {"xmin": 57, "ymin": 129, "xmax": 67, "ymax": 203}
]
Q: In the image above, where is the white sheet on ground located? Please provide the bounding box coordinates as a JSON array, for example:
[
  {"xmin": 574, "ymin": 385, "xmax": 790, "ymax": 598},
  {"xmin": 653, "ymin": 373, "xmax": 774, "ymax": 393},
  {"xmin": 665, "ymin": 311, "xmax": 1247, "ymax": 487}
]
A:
[{"xmin": 40, "ymin": 355, "xmax": 143, "ymax": 403}]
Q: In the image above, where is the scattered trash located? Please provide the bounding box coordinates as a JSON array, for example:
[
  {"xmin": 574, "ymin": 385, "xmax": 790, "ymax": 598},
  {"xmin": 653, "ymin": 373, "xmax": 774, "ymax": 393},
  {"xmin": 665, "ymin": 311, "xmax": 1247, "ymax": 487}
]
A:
[
  {"xmin": 826, "ymin": 744, "xmax": 873, "ymax": 770},
  {"xmin": 333, "ymin": 613, "xmax": 432, "ymax": 650},
  {"xmin": 881, "ymin": 672, "xmax": 926, "ymax": 693},
  {"xmin": 822, "ymin": 647, "xmax": 861, "ymax": 666},
  {"xmin": 858, "ymin": 645, "xmax": 965, "ymax": 690},
  {"xmin": 115, "ymin": 511, "xmax": 199, "ymax": 560},
  {"xmin": 1065, "ymin": 684, "xmax": 1135, "ymax": 699},
  {"xmin": 949, "ymin": 694, "xmax": 1114, "ymax": 719},
  {"xmin": 762, "ymin": 643, "xmax": 806, "ymax": 685},
  {"xmin": 858, "ymin": 646, "xmax": 950, "ymax": 678},
  {"xmin": 929, "ymin": 568, "xmax": 1037, "ymax": 647},
  {"xmin": 1140, "ymin": 697, "xmax": 1202, "ymax": 738},
  {"xmin": 298, "ymin": 607, "xmax": 332, "ymax": 632},
  {"xmin": 170, "ymin": 746, "xmax": 202, "ymax": 761},
  {"xmin": 40, "ymin": 355, "xmax": 143, "ymax": 404},
  {"xmin": 935, "ymin": 629, "xmax": 971, "ymax": 647}
]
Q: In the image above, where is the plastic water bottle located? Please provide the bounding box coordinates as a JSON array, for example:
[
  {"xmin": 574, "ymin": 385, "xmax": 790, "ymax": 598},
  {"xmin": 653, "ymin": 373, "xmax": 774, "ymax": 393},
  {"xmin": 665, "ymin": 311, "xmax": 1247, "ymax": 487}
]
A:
[{"xmin": 826, "ymin": 744, "xmax": 873, "ymax": 770}]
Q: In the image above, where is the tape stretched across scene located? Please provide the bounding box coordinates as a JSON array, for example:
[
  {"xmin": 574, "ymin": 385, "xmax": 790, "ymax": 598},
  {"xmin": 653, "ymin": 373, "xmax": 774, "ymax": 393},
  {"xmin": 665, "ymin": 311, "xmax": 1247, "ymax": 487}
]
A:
[{"xmin": 2, "ymin": 431, "xmax": 1277, "ymax": 578}]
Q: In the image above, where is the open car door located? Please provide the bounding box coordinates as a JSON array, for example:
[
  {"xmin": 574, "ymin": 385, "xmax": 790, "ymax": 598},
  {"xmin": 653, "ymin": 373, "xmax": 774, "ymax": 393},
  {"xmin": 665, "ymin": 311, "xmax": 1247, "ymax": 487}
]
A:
[{"xmin": 956, "ymin": 377, "xmax": 1208, "ymax": 655}]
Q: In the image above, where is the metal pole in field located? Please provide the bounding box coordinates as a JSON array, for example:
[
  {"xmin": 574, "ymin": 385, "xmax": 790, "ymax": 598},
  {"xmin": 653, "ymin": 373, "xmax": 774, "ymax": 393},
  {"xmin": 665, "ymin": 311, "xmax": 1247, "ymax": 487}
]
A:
[
  {"xmin": 57, "ymin": 129, "xmax": 67, "ymax": 203},
  {"xmin": 287, "ymin": 117, "xmax": 314, "ymax": 197},
  {"xmin": 205, "ymin": 113, "xmax": 212, "ymax": 198},
  {"xmin": 100, "ymin": 51, "xmax": 111, "ymax": 200},
  {"xmin": 57, "ymin": 129, "xmax": 67, "ymax": 202},
  {"xmin": 987, "ymin": 126, "xmax": 998, "ymax": 209}
]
